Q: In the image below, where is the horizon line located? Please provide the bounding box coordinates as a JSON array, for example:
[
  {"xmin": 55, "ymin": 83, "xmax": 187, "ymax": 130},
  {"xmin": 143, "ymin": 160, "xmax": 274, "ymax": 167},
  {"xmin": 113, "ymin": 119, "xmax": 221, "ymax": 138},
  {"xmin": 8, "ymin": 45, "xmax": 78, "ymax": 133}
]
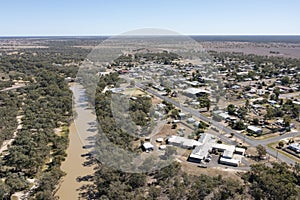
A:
[{"xmin": 1, "ymin": 34, "xmax": 300, "ymax": 38}]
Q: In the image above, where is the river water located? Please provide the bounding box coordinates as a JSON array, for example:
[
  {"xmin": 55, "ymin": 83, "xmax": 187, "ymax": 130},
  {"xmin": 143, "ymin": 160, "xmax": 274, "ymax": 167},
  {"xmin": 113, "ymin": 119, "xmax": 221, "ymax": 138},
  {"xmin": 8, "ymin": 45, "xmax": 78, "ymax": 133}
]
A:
[{"xmin": 56, "ymin": 83, "xmax": 97, "ymax": 200}]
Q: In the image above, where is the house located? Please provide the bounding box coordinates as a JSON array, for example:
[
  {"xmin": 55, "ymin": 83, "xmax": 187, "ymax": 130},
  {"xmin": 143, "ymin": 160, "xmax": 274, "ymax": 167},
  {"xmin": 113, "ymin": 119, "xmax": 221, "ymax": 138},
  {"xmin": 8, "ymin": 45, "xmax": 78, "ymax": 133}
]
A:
[
  {"xmin": 153, "ymin": 85, "xmax": 165, "ymax": 91},
  {"xmin": 190, "ymin": 101, "xmax": 200, "ymax": 106},
  {"xmin": 200, "ymin": 77, "xmax": 217, "ymax": 83},
  {"xmin": 288, "ymin": 143, "xmax": 300, "ymax": 153},
  {"xmin": 249, "ymin": 88, "xmax": 257, "ymax": 93},
  {"xmin": 118, "ymin": 69, "xmax": 129, "ymax": 74},
  {"xmin": 292, "ymin": 101, "xmax": 300, "ymax": 106},
  {"xmin": 187, "ymin": 118, "xmax": 196, "ymax": 123},
  {"xmin": 97, "ymin": 71, "xmax": 111, "ymax": 77},
  {"xmin": 157, "ymin": 103, "xmax": 166, "ymax": 111},
  {"xmin": 159, "ymin": 145, "xmax": 167, "ymax": 150},
  {"xmin": 231, "ymin": 85, "xmax": 240, "ymax": 90},
  {"xmin": 245, "ymin": 93, "xmax": 256, "ymax": 99},
  {"xmin": 156, "ymin": 138, "xmax": 164, "ymax": 143},
  {"xmin": 252, "ymin": 104, "xmax": 263, "ymax": 110},
  {"xmin": 277, "ymin": 85, "xmax": 291, "ymax": 92},
  {"xmin": 142, "ymin": 142, "xmax": 154, "ymax": 152},
  {"xmin": 268, "ymin": 100, "xmax": 277, "ymax": 105},
  {"xmin": 237, "ymin": 72, "xmax": 248, "ymax": 76},
  {"xmin": 184, "ymin": 81, "xmax": 200, "ymax": 87},
  {"xmin": 173, "ymin": 119, "xmax": 181, "ymax": 123},
  {"xmin": 177, "ymin": 83, "xmax": 188, "ymax": 88},
  {"xmin": 257, "ymin": 89, "xmax": 265, "ymax": 96},
  {"xmin": 65, "ymin": 77, "xmax": 75, "ymax": 82},
  {"xmin": 194, "ymin": 121, "xmax": 200, "ymax": 127},
  {"xmin": 171, "ymin": 91, "xmax": 178, "ymax": 97},
  {"xmin": 178, "ymin": 112, "xmax": 186, "ymax": 120},
  {"xmin": 276, "ymin": 119, "xmax": 284, "ymax": 126},
  {"xmin": 183, "ymin": 88, "xmax": 211, "ymax": 98},
  {"xmin": 107, "ymin": 88, "xmax": 125, "ymax": 94},
  {"xmin": 247, "ymin": 125, "xmax": 263, "ymax": 135},
  {"xmin": 214, "ymin": 111, "xmax": 237, "ymax": 121}
]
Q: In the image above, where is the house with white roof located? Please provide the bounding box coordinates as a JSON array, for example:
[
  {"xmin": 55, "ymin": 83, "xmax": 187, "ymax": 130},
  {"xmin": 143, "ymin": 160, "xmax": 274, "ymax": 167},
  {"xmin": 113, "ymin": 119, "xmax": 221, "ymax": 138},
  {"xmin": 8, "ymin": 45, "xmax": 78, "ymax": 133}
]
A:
[
  {"xmin": 142, "ymin": 142, "xmax": 154, "ymax": 152},
  {"xmin": 288, "ymin": 143, "xmax": 300, "ymax": 153},
  {"xmin": 247, "ymin": 125, "xmax": 262, "ymax": 135},
  {"xmin": 183, "ymin": 88, "xmax": 211, "ymax": 98}
]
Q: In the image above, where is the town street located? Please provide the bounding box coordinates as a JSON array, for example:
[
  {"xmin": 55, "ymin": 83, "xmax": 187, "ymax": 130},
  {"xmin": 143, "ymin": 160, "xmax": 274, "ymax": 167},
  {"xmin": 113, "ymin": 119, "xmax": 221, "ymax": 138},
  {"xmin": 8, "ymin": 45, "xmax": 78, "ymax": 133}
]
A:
[{"xmin": 136, "ymin": 82, "xmax": 300, "ymax": 165}]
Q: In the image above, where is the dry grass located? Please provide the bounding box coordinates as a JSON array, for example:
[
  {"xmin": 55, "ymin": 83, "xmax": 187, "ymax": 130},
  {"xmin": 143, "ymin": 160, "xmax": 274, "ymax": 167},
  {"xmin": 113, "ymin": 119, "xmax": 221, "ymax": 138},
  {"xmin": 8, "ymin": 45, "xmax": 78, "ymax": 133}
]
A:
[
  {"xmin": 203, "ymin": 41, "xmax": 300, "ymax": 59},
  {"xmin": 124, "ymin": 88, "xmax": 146, "ymax": 96},
  {"xmin": 152, "ymin": 96, "xmax": 162, "ymax": 105},
  {"xmin": 252, "ymin": 132, "xmax": 280, "ymax": 140},
  {"xmin": 179, "ymin": 157, "xmax": 244, "ymax": 181},
  {"xmin": 151, "ymin": 124, "xmax": 178, "ymax": 139}
]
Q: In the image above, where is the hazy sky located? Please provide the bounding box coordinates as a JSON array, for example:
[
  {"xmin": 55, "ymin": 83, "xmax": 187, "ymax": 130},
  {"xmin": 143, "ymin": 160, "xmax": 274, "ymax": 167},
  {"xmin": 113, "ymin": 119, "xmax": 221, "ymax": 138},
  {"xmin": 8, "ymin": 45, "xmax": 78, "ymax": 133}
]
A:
[{"xmin": 1, "ymin": 0, "xmax": 299, "ymax": 36}]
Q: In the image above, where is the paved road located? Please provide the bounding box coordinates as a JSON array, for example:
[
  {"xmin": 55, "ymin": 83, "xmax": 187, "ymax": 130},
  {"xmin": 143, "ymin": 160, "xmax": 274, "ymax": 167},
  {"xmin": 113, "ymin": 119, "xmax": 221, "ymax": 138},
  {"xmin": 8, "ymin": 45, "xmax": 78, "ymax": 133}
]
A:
[
  {"xmin": 260, "ymin": 131, "xmax": 300, "ymax": 145},
  {"xmin": 136, "ymin": 83, "xmax": 300, "ymax": 165}
]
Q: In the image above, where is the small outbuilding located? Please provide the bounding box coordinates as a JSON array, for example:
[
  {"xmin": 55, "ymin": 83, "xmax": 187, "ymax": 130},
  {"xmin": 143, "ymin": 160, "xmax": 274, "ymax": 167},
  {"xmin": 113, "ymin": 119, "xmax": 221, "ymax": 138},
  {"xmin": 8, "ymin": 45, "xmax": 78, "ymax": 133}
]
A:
[
  {"xmin": 235, "ymin": 147, "xmax": 246, "ymax": 156},
  {"xmin": 219, "ymin": 157, "xmax": 239, "ymax": 167},
  {"xmin": 156, "ymin": 138, "xmax": 164, "ymax": 143},
  {"xmin": 142, "ymin": 142, "xmax": 154, "ymax": 152},
  {"xmin": 159, "ymin": 145, "xmax": 167, "ymax": 150}
]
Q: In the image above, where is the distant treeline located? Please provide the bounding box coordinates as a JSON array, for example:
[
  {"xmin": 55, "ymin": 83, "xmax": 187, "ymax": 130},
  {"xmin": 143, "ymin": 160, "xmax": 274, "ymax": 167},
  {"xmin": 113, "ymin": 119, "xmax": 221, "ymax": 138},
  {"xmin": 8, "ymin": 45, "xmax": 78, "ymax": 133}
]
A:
[
  {"xmin": 192, "ymin": 35, "xmax": 300, "ymax": 43},
  {"xmin": 2, "ymin": 35, "xmax": 300, "ymax": 43}
]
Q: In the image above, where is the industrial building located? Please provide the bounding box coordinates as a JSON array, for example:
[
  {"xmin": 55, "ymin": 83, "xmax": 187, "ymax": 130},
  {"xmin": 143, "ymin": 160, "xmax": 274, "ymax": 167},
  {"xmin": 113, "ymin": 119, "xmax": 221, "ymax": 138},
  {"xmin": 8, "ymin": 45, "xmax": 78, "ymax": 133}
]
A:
[
  {"xmin": 187, "ymin": 133, "xmax": 245, "ymax": 167},
  {"xmin": 167, "ymin": 135, "xmax": 201, "ymax": 149}
]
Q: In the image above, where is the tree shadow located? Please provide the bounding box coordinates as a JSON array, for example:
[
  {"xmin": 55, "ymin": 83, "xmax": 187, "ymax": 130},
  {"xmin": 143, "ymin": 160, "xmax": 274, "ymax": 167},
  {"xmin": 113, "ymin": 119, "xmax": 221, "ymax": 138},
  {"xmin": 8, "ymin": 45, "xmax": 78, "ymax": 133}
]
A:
[
  {"xmin": 77, "ymin": 183, "xmax": 98, "ymax": 199},
  {"xmin": 76, "ymin": 154, "xmax": 99, "ymax": 199}
]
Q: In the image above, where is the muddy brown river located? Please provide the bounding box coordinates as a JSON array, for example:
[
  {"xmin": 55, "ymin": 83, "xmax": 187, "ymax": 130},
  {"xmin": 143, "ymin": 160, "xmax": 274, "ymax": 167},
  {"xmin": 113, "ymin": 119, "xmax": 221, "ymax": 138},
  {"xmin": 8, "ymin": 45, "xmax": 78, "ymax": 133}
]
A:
[{"xmin": 56, "ymin": 83, "xmax": 97, "ymax": 200}]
